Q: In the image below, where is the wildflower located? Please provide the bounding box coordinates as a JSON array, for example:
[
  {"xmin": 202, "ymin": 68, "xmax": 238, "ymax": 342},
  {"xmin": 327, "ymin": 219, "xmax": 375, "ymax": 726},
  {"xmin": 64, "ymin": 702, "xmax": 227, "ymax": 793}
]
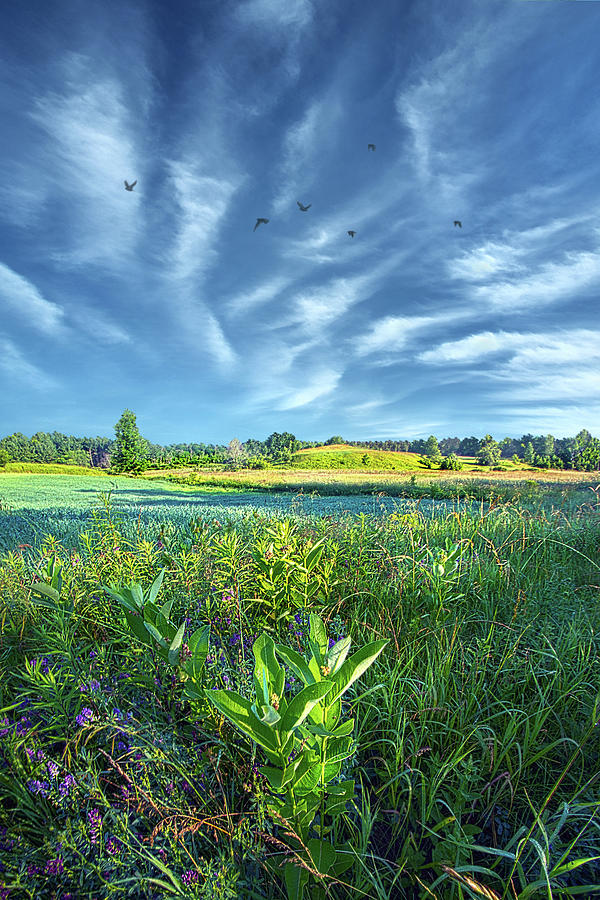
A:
[
  {"xmin": 45, "ymin": 856, "xmax": 64, "ymax": 876},
  {"xmin": 89, "ymin": 650, "xmax": 98, "ymax": 659},
  {"xmin": 182, "ymin": 870, "xmax": 199, "ymax": 886},
  {"xmin": 0, "ymin": 718, "xmax": 10, "ymax": 738},
  {"xmin": 47, "ymin": 760, "xmax": 60, "ymax": 779},
  {"xmin": 59, "ymin": 774, "xmax": 76, "ymax": 797},
  {"xmin": 105, "ymin": 836, "xmax": 121, "ymax": 855},
  {"xmin": 88, "ymin": 808, "xmax": 102, "ymax": 845},
  {"xmin": 27, "ymin": 779, "xmax": 49, "ymax": 796},
  {"xmin": 76, "ymin": 707, "xmax": 94, "ymax": 727}
]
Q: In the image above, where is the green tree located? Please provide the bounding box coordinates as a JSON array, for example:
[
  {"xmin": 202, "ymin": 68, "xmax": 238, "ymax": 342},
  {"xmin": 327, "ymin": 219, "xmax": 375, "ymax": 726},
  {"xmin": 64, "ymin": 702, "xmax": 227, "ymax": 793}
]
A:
[
  {"xmin": 574, "ymin": 437, "xmax": 600, "ymax": 471},
  {"xmin": 425, "ymin": 435, "xmax": 442, "ymax": 465},
  {"xmin": 524, "ymin": 441, "xmax": 535, "ymax": 465},
  {"xmin": 0, "ymin": 447, "xmax": 9, "ymax": 467},
  {"xmin": 477, "ymin": 435, "xmax": 501, "ymax": 466},
  {"xmin": 111, "ymin": 409, "xmax": 148, "ymax": 474},
  {"xmin": 325, "ymin": 435, "xmax": 344, "ymax": 445}
]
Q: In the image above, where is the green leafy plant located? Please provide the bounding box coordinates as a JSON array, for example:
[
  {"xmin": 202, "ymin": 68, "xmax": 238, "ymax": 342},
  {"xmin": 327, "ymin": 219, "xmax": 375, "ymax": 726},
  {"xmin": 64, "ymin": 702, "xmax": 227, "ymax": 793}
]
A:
[
  {"xmin": 208, "ymin": 613, "xmax": 388, "ymax": 899},
  {"xmin": 102, "ymin": 569, "xmax": 210, "ymax": 704}
]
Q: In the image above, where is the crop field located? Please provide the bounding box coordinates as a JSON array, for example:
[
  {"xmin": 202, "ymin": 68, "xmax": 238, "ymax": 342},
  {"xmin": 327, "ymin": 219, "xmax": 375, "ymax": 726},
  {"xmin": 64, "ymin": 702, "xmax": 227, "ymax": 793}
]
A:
[{"xmin": 0, "ymin": 475, "xmax": 599, "ymax": 898}]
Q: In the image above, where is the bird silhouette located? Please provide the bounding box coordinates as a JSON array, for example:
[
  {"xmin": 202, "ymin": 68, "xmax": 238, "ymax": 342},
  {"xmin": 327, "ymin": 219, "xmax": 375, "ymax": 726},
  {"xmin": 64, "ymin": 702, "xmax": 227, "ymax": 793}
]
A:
[
  {"xmin": 254, "ymin": 218, "xmax": 269, "ymax": 231},
  {"xmin": 297, "ymin": 201, "xmax": 311, "ymax": 211},
  {"xmin": 347, "ymin": 230, "xmax": 356, "ymax": 238},
  {"xmin": 368, "ymin": 144, "xmax": 376, "ymax": 151},
  {"xmin": 453, "ymin": 220, "xmax": 462, "ymax": 228},
  {"xmin": 124, "ymin": 180, "xmax": 137, "ymax": 191}
]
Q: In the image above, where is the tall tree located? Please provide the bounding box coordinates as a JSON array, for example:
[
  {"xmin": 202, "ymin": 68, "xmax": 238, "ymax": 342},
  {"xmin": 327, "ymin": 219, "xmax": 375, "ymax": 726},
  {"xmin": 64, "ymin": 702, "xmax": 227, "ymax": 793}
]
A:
[
  {"xmin": 111, "ymin": 409, "xmax": 148, "ymax": 474},
  {"xmin": 477, "ymin": 435, "xmax": 502, "ymax": 466},
  {"xmin": 424, "ymin": 435, "xmax": 442, "ymax": 465}
]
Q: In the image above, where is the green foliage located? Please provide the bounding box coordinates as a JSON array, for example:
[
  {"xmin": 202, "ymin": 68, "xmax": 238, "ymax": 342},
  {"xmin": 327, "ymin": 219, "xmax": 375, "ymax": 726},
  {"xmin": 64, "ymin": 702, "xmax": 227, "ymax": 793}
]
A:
[
  {"xmin": 425, "ymin": 434, "xmax": 442, "ymax": 464},
  {"xmin": 1, "ymin": 491, "xmax": 600, "ymax": 898},
  {"xmin": 477, "ymin": 434, "xmax": 502, "ymax": 466},
  {"xmin": 111, "ymin": 409, "xmax": 148, "ymax": 474},
  {"xmin": 0, "ymin": 447, "xmax": 9, "ymax": 467},
  {"xmin": 440, "ymin": 452, "xmax": 463, "ymax": 470},
  {"xmin": 208, "ymin": 616, "xmax": 388, "ymax": 899}
]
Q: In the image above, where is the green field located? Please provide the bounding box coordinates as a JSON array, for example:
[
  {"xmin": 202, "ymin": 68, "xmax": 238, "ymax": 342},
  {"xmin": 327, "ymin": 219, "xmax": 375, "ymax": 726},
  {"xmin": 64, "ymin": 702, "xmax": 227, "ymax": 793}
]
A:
[
  {"xmin": 1, "ymin": 474, "xmax": 599, "ymax": 898},
  {"xmin": 291, "ymin": 444, "xmax": 425, "ymax": 470}
]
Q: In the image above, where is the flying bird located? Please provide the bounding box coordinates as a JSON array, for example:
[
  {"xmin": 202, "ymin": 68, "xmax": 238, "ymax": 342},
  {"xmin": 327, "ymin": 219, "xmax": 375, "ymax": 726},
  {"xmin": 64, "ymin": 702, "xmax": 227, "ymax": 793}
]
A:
[
  {"xmin": 347, "ymin": 230, "xmax": 356, "ymax": 238},
  {"xmin": 254, "ymin": 218, "xmax": 269, "ymax": 231},
  {"xmin": 297, "ymin": 201, "xmax": 311, "ymax": 211},
  {"xmin": 453, "ymin": 220, "xmax": 462, "ymax": 228},
  {"xmin": 368, "ymin": 144, "xmax": 376, "ymax": 151},
  {"xmin": 124, "ymin": 180, "xmax": 137, "ymax": 191}
]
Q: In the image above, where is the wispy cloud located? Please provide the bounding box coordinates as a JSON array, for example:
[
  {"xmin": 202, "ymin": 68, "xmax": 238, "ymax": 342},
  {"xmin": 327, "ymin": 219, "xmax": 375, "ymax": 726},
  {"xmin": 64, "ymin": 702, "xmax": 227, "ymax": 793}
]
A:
[
  {"xmin": 276, "ymin": 367, "xmax": 341, "ymax": 410},
  {"xmin": 0, "ymin": 263, "xmax": 65, "ymax": 335},
  {"xmin": 29, "ymin": 53, "xmax": 148, "ymax": 269},
  {"xmin": 272, "ymin": 97, "xmax": 342, "ymax": 216},
  {"xmin": 473, "ymin": 250, "xmax": 600, "ymax": 311},
  {"xmin": 0, "ymin": 334, "xmax": 60, "ymax": 390}
]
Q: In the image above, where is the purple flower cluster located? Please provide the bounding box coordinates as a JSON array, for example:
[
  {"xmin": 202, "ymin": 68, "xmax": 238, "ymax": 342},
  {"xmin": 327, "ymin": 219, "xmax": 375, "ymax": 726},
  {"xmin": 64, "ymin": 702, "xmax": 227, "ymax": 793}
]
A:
[
  {"xmin": 59, "ymin": 774, "xmax": 76, "ymax": 797},
  {"xmin": 182, "ymin": 869, "xmax": 199, "ymax": 886},
  {"xmin": 27, "ymin": 779, "xmax": 50, "ymax": 796},
  {"xmin": 105, "ymin": 836, "xmax": 121, "ymax": 856},
  {"xmin": 45, "ymin": 855, "xmax": 64, "ymax": 876},
  {"xmin": 88, "ymin": 808, "xmax": 102, "ymax": 845},
  {"xmin": 75, "ymin": 707, "xmax": 94, "ymax": 727},
  {"xmin": 79, "ymin": 678, "xmax": 101, "ymax": 693}
]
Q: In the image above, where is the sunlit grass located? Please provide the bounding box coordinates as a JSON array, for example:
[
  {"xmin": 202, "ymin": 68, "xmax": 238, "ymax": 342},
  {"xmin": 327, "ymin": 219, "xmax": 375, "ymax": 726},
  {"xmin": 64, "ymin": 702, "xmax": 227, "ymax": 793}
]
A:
[{"xmin": 0, "ymin": 480, "xmax": 599, "ymax": 897}]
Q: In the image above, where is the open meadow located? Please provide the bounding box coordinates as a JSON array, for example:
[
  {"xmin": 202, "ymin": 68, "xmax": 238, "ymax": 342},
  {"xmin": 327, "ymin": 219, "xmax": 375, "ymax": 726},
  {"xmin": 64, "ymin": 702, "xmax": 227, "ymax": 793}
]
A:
[{"xmin": 0, "ymin": 471, "xmax": 599, "ymax": 898}]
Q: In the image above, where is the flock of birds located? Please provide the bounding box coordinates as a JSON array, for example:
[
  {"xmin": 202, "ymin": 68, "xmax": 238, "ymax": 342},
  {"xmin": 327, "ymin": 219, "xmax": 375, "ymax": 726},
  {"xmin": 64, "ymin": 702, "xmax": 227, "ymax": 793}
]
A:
[{"xmin": 123, "ymin": 149, "xmax": 464, "ymax": 235}]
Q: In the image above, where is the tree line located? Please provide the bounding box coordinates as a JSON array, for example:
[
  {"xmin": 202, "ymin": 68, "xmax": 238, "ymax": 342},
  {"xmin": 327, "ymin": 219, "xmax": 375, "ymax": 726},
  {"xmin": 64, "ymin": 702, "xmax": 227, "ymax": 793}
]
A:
[{"xmin": 0, "ymin": 412, "xmax": 598, "ymax": 472}]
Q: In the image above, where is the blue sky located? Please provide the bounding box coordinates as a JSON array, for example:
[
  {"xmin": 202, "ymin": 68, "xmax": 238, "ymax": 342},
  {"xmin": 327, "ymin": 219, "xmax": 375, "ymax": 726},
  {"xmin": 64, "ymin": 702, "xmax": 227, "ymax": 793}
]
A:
[{"xmin": 1, "ymin": 0, "xmax": 599, "ymax": 445}]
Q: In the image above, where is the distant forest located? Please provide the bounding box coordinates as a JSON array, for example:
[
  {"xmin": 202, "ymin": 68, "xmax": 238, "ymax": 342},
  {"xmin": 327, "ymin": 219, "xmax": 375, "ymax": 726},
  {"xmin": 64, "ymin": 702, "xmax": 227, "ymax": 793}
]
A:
[{"xmin": 1, "ymin": 426, "xmax": 599, "ymax": 472}]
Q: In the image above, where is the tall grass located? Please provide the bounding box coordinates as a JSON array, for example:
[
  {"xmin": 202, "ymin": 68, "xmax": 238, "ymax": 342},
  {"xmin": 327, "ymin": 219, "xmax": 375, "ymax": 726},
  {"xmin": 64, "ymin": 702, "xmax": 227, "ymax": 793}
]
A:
[{"xmin": 0, "ymin": 487, "xmax": 598, "ymax": 898}]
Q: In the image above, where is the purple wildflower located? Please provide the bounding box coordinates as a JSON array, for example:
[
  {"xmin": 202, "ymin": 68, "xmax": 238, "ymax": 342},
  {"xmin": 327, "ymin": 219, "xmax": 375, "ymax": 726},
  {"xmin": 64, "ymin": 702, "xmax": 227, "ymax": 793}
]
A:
[
  {"xmin": 45, "ymin": 856, "xmax": 64, "ymax": 876},
  {"xmin": 88, "ymin": 808, "xmax": 102, "ymax": 845},
  {"xmin": 27, "ymin": 779, "xmax": 49, "ymax": 796},
  {"xmin": 47, "ymin": 760, "xmax": 60, "ymax": 779},
  {"xmin": 182, "ymin": 870, "xmax": 199, "ymax": 886},
  {"xmin": 59, "ymin": 774, "xmax": 76, "ymax": 797},
  {"xmin": 76, "ymin": 707, "xmax": 94, "ymax": 727}
]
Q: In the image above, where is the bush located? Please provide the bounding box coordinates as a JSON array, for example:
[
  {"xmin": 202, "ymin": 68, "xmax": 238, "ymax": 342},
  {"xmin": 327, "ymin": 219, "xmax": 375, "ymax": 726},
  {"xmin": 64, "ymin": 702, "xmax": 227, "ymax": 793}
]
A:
[
  {"xmin": 0, "ymin": 448, "xmax": 9, "ymax": 467},
  {"xmin": 440, "ymin": 453, "xmax": 463, "ymax": 471}
]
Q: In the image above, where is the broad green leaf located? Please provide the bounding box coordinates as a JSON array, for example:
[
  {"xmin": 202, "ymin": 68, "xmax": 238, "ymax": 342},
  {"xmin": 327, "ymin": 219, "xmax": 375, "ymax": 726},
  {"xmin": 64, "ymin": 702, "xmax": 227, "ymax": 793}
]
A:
[
  {"xmin": 327, "ymin": 639, "xmax": 389, "ymax": 705},
  {"xmin": 330, "ymin": 842, "xmax": 355, "ymax": 877},
  {"xmin": 147, "ymin": 569, "xmax": 165, "ymax": 605},
  {"xmin": 185, "ymin": 625, "xmax": 210, "ymax": 678},
  {"xmin": 309, "ymin": 614, "xmax": 328, "ymax": 665},
  {"xmin": 143, "ymin": 620, "xmax": 169, "ymax": 649},
  {"xmin": 294, "ymin": 762, "xmax": 321, "ymax": 796},
  {"xmin": 125, "ymin": 610, "xmax": 153, "ymax": 646},
  {"xmin": 130, "ymin": 582, "xmax": 144, "ymax": 609},
  {"xmin": 305, "ymin": 539, "xmax": 325, "ymax": 572},
  {"xmin": 280, "ymin": 681, "xmax": 333, "ymax": 735},
  {"xmin": 260, "ymin": 765, "xmax": 284, "ymax": 790},
  {"xmin": 325, "ymin": 635, "xmax": 351, "ymax": 675},
  {"xmin": 253, "ymin": 633, "xmax": 285, "ymax": 702},
  {"xmin": 324, "ymin": 696, "xmax": 341, "ymax": 730},
  {"xmin": 208, "ymin": 689, "xmax": 279, "ymax": 752},
  {"xmin": 144, "ymin": 600, "xmax": 160, "ymax": 626},
  {"xmin": 306, "ymin": 838, "xmax": 336, "ymax": 875},
  {"xmin": 168, "ymin": 621, "xmax": 186, "ymax": 665},
  {"xmin": 251, "ymin": 702, "xmax": 281, "ymax": 726},
  {"xmin": 30, "ymin": 582, "xmax": 60, "ymax": 603},
  {"xmin": 309, "ymin": 718, "xmax": 354, "ymax": 739},
  {"xmin": 275, "ymin": 645, "xmax": 315, "ymax": 686},
  {"xmin": 159, "ymin": 597, "xmax": 174, "ymax": 622},
  {"xmin": 284, "ymin": 862, "xmax": 309, "ymax": 900},
  {"xmin": 169, "ymin": 621, "xmax": 185, "ymax": 653}
]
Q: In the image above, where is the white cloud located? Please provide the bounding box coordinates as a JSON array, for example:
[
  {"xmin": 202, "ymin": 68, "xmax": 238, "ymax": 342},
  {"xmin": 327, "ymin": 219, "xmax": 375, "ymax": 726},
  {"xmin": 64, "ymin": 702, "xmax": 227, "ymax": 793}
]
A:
[
  {"xmin": 354, "ymin": 313, "xmax": 450, "ymax": 358},
  {"xmin": 474, "ymin": 250, "xmax": 600, "ymax": 310},
  {"xmin": 277, "ymin": 368, "xmax": 341, "ymax": 410},
  {"xmin": 0, "ymin": 263, "xmax": 65, "ymax": 335},
  {"xmin": 225, "ymin": 275, "xmax": 292, "ymax": 317},
  {"xmin": 236, "ymin": 0, "xmax": 313, "ymax": 30},
  {"xmin": 272, "ymin": 97, "xmax": 342, "ymax": 216},
  {"xmin": 0, "ymin": 334, "xmax": 60, "ymax": 390},
  {"xmin": 29, "ymin": 55, "xmax": 146, "ymax": 269}
]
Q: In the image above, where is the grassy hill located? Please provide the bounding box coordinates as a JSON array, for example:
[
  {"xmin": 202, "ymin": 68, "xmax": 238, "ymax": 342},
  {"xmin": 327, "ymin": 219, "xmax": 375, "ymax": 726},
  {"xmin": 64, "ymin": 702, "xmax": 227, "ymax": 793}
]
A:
[{"xmin": 291, "ymin": 443, "xmax": 426, "ymax": 470}]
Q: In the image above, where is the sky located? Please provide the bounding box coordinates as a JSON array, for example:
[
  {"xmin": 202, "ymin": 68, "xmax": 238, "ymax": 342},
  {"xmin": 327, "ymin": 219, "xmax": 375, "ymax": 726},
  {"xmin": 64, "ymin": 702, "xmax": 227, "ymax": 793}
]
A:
[{"xmin": 1, "ymin": 0, "xmax": 599, "ymax": 446}]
